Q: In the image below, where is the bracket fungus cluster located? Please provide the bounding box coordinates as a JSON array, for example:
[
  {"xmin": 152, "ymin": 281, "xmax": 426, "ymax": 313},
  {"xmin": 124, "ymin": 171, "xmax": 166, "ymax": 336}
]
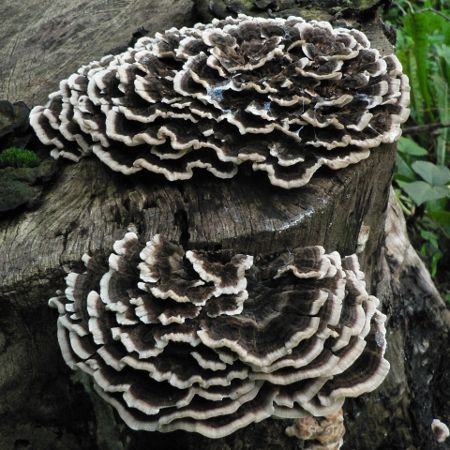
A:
[
  {"xmin": 50, "ymin": 231, "xmax": 389, "ymax": 438},
  {"xmin": 30, "ymin": 15, "xmax": 409, "ymax": 188}
]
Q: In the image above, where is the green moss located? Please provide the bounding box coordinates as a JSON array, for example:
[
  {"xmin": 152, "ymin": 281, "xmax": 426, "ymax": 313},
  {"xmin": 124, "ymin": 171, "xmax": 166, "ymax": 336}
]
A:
[{"xmin": 0, "ymin": 147, "xmax": 40, "ymax": 169}]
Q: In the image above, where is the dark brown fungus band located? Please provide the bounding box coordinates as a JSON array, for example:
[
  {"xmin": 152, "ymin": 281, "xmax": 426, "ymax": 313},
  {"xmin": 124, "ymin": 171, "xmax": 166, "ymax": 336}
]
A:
[
  {"xmin": 49, "ymin": 231, "xmax": 389, "ymax": 438},
  {"xmin": 30, "ymin": 15, "xmax": 409, "ymax": 188}
]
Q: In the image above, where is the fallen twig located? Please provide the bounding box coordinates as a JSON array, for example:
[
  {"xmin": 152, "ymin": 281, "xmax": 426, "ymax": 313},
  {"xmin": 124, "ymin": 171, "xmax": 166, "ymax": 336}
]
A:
[{"xmin": 403, "ymin": 122, "xmax": 450, "ymax": 135}]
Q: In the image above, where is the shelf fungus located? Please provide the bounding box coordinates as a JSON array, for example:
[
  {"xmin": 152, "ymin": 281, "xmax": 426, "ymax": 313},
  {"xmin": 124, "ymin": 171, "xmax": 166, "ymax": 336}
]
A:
[
  {"xmin": 30, "ymin": 15, "xmax": 409, "ymax": 188},
  {"xmin": 49, "ymin": 231, "xmax": 390, "ymax": 438}
]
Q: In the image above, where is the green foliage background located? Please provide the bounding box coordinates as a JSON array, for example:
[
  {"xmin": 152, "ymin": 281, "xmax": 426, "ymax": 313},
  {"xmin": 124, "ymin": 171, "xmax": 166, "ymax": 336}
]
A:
[{"xmin": 384, "ymin": 0, "xmax": 449, "ymax": 301}]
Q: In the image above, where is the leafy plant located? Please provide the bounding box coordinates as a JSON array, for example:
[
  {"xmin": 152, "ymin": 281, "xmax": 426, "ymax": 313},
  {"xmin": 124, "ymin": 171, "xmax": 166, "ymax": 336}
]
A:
[
  {"xmin": 394, "ymin": 137, "xmax": 449, "ymax": 277},
  {"xmin": 384, "ymin": 1, "xmax": 449, "ymax": 298},
  {"xmin": 0, "ymin": 147, "xmax": 40, "ymax": 168}
]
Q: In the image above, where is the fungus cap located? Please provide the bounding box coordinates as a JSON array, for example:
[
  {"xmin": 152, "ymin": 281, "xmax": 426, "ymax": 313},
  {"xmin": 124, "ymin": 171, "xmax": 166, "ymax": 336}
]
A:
[
  {"xmin": 432, "ymin": 419, "xmax": 449, "ymax": 443},
  {"xmin": 31, "ymin": 15, "xmax": 409, "ymax": 188},
  {"xmin": 49, "ymin": 231, "xmax": 389, "ymax": 438}
]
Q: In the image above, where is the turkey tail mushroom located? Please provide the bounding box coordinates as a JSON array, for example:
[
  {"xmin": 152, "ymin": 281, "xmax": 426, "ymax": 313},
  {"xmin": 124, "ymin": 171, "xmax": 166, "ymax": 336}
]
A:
[
  {"xmin": 30, "ymin": 15, "xmax": 409, "ymax": 188},
  {"xmin": 49, "ymin": 231, "xmax": 389, "ymax": 438}
]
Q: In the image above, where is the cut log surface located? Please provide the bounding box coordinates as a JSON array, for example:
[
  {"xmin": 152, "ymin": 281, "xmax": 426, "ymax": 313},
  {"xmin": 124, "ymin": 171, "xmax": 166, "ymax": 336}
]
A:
[
  {"xmin": 0, "ymin": 149, "xmax": 395, "ymax": 449},
  {"xmin": 0, "ymin": 0, "xmax": 193, "ymax": 105},
  {"xmin": 0, "ymin": 1, "xmax": 449, "ymax": 450}
]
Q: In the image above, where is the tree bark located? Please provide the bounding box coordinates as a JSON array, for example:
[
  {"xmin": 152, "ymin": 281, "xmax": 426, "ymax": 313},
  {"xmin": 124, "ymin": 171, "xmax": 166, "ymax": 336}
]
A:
[{"xmin": 0, "ymin": 1, "xmax": 449, "ymax": 450}]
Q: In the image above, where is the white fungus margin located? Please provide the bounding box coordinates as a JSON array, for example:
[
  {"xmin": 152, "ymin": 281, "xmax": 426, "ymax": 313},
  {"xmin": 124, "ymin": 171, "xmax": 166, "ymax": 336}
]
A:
[{"xmin": 31, "ymin": 15, "xmax": 409, "ymax": 188}]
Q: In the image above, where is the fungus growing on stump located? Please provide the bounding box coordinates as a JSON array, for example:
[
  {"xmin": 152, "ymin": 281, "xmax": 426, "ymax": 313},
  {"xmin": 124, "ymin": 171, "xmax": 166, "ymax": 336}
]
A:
[
  {"xmin": 431, "ymin": 419, "xmax": 449, "ymax": 444},
  {"xmin": 49, "ymin": 231, "xmax": 389, "ymax": 438},
  {"xmin": 30, "ymin": 15, "xmax": 409, "ymax": 188}
]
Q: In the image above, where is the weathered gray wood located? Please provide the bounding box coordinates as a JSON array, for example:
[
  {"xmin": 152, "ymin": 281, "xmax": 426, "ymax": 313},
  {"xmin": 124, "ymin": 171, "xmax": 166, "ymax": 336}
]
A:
[
  {"xmin": 0, "ymin": 142, "xmax": 394, "ymax": 290},
  {"xmin": 0, "ymin": 0, "xmax": 194, "ymax": 105}
]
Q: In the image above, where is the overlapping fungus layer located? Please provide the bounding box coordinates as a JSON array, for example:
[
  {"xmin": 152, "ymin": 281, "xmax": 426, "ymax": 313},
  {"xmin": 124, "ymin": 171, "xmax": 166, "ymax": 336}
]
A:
[
  {"xmin": 50, "ymin": 232, "xmax": 389, "ymax": 437},
  {"xmin": 31, "ymin": 15, "xmax": 409, "ymax": 188}
]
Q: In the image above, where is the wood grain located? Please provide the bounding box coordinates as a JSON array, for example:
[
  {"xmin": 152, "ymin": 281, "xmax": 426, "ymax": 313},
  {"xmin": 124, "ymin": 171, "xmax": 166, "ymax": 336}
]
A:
[{"xmin": 0, "ymin": 0, "xmax": 194, "ymax": 105}]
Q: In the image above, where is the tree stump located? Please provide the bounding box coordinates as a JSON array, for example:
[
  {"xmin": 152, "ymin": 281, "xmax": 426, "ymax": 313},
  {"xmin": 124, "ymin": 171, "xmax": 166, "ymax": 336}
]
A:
[{"xmin": 0, "ymin": 1, "xmax": 449, "ymax": 449}]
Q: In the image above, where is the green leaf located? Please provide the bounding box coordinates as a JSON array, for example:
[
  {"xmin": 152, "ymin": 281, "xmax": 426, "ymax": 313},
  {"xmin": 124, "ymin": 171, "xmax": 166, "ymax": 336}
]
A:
[
  {"xmin": 431, "ymin": 251, "xmax": 443, "ymax": 277},
  {"xmin": 425, "ymin": 198, "xmax": 448, "ymax": 213},
  {"xmin": 395, "ymin": 153, "xmax": 416, "ymax": 181},
  {"xmin": 405, "ymin": 47, "xmax": 426, "ymax": 124},
  {"xmin": 411, "ymin": 161, "xmax": 450, "ymax": 185},
  {"xmin": 418, "ymin": 228, "xmax": 443, "ymax": 277},
  {"xmin": 428, "ymin": 210, "xmax": 450, "ymax": 227},
  {"xmin": 428, "ymin": 210, "xmax": 450, "ymax": 234},
  {"xmin": 397, "ymin": 137, "xmax": 428, "ymax": 156},
  {"xmin": 430, "ymin": 71, "xmax": 449, "ymax": 166},
  {"xmin": 401, "ymin": 10, "xmax": 450, "ymax": 124},
  {"xmin": 420, "ymin": 229, "xmax": 440, "ymax": 247},
  {"xmin": 403, "ymin": 13, "xmax": 434, "ymax": 122},
  {"xmin": 397, "ymin": 180, "xmax": 450, "ymax": 205},
  {"xmin": 434, "ymin": 45, "xmax": 450, "ymax": 87}
]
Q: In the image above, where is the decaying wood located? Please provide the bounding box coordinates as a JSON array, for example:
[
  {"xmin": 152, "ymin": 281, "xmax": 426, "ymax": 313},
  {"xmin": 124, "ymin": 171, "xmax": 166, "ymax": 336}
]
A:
[
  {"xmin": 0, "ymin": 1, "xmax": 449, "ymax": 449},
  {"xmin": 0, "ymin": 0, "xmax": 194, "ymax": 106}
]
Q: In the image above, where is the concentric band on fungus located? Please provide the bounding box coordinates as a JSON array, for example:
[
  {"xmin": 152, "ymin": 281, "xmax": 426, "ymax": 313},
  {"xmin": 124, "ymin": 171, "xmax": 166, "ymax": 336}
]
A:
[
  {"xmin": 31, "ymin": 15, "xmax": 409, "ymax": 188},
  {"xmin": 49, "ymin": 231, "xmax": 389, "ymax": 438}
]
